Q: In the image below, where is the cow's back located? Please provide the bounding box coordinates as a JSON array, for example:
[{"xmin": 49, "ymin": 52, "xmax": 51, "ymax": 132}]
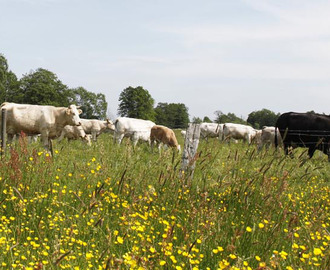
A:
[
  {"xmin": 115, "ymin": 117, "xmax": 155, "ymax": 133},
  {"xmin": 3, "ymin": 103, "xmax": 55, "ymax": 135},
  {"xmin": 276, "ymin": 112, "xmax": 330, "ymax": 141}
]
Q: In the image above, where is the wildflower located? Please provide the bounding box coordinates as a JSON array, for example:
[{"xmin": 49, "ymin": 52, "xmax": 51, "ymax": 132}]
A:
[
  {"xmin": 86, "ymin": 252, "xmax": 93, "ymax": 260},
  {"xmin": 159, "ymin": 260, "xmax": 166, "ymax": 266},
  {"xmin": 255, "ymin": 256, "xmax": 261, "ymax": 261},
  {"xmin": 218, "ymin": 259, "xmax": 229, "ymax": 269},
  {"xmin": 258, "ymin": 223, "xmax": 264, "ymax": 229},
  {"xmin": 246, "ymin": 226, "xmax": 252, "ymax": 232},
  {"xmin": 229, "ymin": 254, "xmax": 237, "ymax": 259},
  {"xmin": 313, "ymin": 248, "xmax": 322, "ymax": 256},
  {"xmin": 117, "ymin": 236, "xmax": 124, "ymax": 244},
  {"xmin": 292, "ymin": 243, "xmax": 299, "ymax": 249},
  {"xmin": 170, "ymin": 255, "xmax": 177, "ymax": 263},
  {"xmin": 280, "ymin": 251, "xmax": 288, "ymax": 259}
]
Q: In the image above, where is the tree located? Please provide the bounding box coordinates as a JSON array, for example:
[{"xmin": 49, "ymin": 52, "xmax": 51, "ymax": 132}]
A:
[
  {"xmin": 155, "ymin": 102, "xmax": 189, "ymax": 128},
  {"xmin": 118, "ymin": 86, "xmax": 155, "ymax": 120},
  {"xmin": 214, "ymin": 111, "xmax": 247, "ymax": 125},
  {"xmin": 18, "ymin": 68, "xmax": 70, "ymax": 106},
  {"xmin": 247, "ymin": 109, "xmax": 280, "ymax": 129},
  {"xmin": 68, "ymin": 87, "xmax": 107, "ymax": 119},
  {"xmin": 203, "ymin": 116, "xmax": 212, "ymax": 123},
  {"xmin": 0, "ymin": 54, "xmax": 19, "ymax": 103},
  {"xmin": 192, "ymin": 117, "xmax": 202, "ymax": 124}
]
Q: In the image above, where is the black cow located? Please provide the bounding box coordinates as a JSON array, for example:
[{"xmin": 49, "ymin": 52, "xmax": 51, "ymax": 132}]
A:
[{"xmin": 275, "ymin": 112, "xmax": 330, "ymax": 160}]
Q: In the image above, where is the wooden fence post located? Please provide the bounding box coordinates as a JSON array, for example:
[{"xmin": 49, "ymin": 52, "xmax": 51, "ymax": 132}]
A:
[
  {"xmin": 1, "ymin": 108, "xmax": 7, "ymax": 158},
  {"xmin": 181, "ymin": 123, "xmax": 201, "ymax": 180}
]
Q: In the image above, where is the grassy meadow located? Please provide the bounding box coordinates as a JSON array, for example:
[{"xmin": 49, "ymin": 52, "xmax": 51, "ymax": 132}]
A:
[{"xmin": 0, "ymin": 131, "xmax": 329, "ymax": 270}]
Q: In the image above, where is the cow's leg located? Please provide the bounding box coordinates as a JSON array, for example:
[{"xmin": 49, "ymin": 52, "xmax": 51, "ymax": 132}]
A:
[
  {"xmin": 7, "ymin": 134, "xmax": 14, "ymax": 144},
  {"xmin": 58, "ymin": 131, "xmax": 65, "ymax": 142},
  {"xmin": 114, "ymin": 132, "xmax": 124, "ymax": 144},
  {"xmin": 40, "ymin": 131, "xmax": 50, "ymax": 152},
  {"xmin": 308, "ymin": 146, "xmax": 316, "ymax": 159},
  {"xmin": 158, "ymin": 142, "xmax": 163, "ymax": 153},
  {"xmin": 92, "ymin": 131, "xmax": 97, "ymax": 142}
]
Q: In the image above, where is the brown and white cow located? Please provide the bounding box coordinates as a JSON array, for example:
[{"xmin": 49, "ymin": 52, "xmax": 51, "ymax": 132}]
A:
[
  {"xmin": 58, "ymin": 125, "xmax": 91, "ymax": 146},
  {"xmin": 0, "ymin": 102, "xmax": 82, "ymax": 152},
  {"xmin": 150, "ymin": 125, "xmax": 181, "ymax": 152},
  {"xmin": 80, "ymin": 119, "xmax": 115, "ymax": 141}
]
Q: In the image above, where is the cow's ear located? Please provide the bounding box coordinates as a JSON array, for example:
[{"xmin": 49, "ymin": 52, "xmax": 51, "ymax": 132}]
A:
[
  {"xmin": 66, "ymin": 108, "xmax": 71, "ymax": 115},
  {"xmin": 78, "ymin": 109, "xmax": 82, "ymax": 115}
]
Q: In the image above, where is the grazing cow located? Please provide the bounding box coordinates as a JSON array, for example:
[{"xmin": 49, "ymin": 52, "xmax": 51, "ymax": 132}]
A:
[
  {"xmin": 223, "ymin": 123, "xmax": 257, "ymax": 144},
  {"xmin": 58, "ymin": 125, "xmax": 92, "ymax": 146},
  {"xmin": 114, "ymin": 117, "xmax": 155, "ymax": 146},
  {"xmin": 0, "ymin": 102, "xmax": 82, "ymax": 152},
  {"xmin": 258, "ymin": 126, "xmax": 282, "ymax": 151},
  {"xmin": 80, "ymin": 119, "xmax": 115, "ymax": 141},
  {"xmin": 150, "ymin": 125, "xmax": 181, "ymax": 152},
  {"xmin": 275, "ymin": 112, "xmax": 330, "ymax": 160},
  {"xmin": 181, "ymin": 130, "xmax": 186, "ymax": 138},
  {"xmin": 199, "ymin": 123, "xmax": 224, "ymax": 140}
]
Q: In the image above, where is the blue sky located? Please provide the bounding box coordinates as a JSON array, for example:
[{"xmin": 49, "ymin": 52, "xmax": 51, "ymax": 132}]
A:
[{"xmin": 1, "ymin": 0, "xmax": 330, "ymax": 120}]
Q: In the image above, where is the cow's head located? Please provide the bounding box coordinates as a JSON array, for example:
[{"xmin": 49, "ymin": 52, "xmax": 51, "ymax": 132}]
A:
[
  {"xmin": 66, "ymin": 105, "xmax": 82, "ymax": 126},
  {"xmin": 83, "ymin": 134, "xmax": 92, "ymax": 146},
  {"xmin": 106, "ymin": 119, "xmax": 115, "ymax": 131}
]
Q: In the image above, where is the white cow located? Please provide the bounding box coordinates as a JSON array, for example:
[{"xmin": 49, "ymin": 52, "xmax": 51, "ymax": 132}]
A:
[
  {"xmin": 80, "ymin": 119, "xmax": 115, "ymax": 141},
  {"xmin": 223, "ymin": 123, "xmax": 257, "ymax": 144},
  {"xmin": 253, "ymin": 129, "xmax": 263, "ymax": 145},
  {"xmin": 199, "ymin": 123, "xmax": 224, "ymax": 140},
  {"xmin": 258, "ymin": 126, "xmax": 283, "ymax": 150},
  {"xmin": 0, "ymin": 102, "xmax": 82, "ymax": 152},
  {"xmin": 180, "ymin": 130, "xmax": 186, "ymax": 138},
  {"xmin": 58, "ymin": 125, "xmax": 92, "ymax": 146},
  {"xmin": 114, "ymin": 117, "xmax": 155, "ymax": 146}
]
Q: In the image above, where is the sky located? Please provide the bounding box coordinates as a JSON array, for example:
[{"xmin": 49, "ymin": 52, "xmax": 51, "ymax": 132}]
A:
[{"xmin": 1, "ymin": 0, "xmax": 330, "ymax": 121}]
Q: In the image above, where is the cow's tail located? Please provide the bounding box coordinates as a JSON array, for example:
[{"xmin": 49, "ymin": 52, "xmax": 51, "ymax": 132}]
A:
[
  {"xmin": 275, "ymin": 125, "xmax": 278, "ymax": 149},
  {"xmin": 114, "ymin": 119, "xmax": 119, "ymax": 130}
]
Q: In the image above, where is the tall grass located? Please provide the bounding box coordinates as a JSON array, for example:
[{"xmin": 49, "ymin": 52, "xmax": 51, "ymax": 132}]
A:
[{"xmin": 0, "ymin": 133, "xmax": 329, "ymax": 269}]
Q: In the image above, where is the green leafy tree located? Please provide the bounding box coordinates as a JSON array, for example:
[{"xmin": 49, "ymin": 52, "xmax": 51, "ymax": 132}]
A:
[
  {"xmin": 69, "ymin": 87, "xmax": 107, "ymax": 119},
  {"xmin": 247, "ymin": 109, "xmax": 280, "ymax": 129},
  {"xmin": 18, "ymin": 68, "xmax": 70, "ymax": 106},
  {"xmin": 0, "ymin": 54, "xmax": 20, "ymax": 103},
  {"xmin": 214, "ymin": 111, "xmax": 247, "ymax": 125},
  {"xmin": 192, "ymin": 117, "xmax": 202, "ymax": 124},
  {"xmin": 155, "ymin": 102, "xmax": 189, "ymax": 128},
  {"xmin": 118, "ymin": 86, "xmax": 155, "ymax": 120},
  {"xmin": 203, "ymin": 116, "xmax": 212, "ymax": 123}
]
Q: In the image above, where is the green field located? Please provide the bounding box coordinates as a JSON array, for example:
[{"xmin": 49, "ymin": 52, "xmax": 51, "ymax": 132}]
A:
[{"xmin": 0, "ymin": 132, "xmax": 329, "ymax": 270}]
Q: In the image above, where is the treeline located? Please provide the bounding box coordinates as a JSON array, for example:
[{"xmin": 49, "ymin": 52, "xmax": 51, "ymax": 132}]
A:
[
  {"xmin": 0, "ymin": 54, "xmax": 107, "ymax": 119},
  {"xmin": 1, "ymin": 53, "xmax": 282, "ymax": 129},
  {"xmin": 118, "ymin": 86, "xmax": 281, "ymax": 129},
  {"xmin": 117, "ymin": 86, "xmax": 190, "ymax": 129}
]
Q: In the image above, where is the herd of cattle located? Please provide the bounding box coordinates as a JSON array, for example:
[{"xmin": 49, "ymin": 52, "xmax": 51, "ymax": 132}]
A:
[{"xmin": 0, "ymin": 102, "xmax": 329, "ymax": 160}]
